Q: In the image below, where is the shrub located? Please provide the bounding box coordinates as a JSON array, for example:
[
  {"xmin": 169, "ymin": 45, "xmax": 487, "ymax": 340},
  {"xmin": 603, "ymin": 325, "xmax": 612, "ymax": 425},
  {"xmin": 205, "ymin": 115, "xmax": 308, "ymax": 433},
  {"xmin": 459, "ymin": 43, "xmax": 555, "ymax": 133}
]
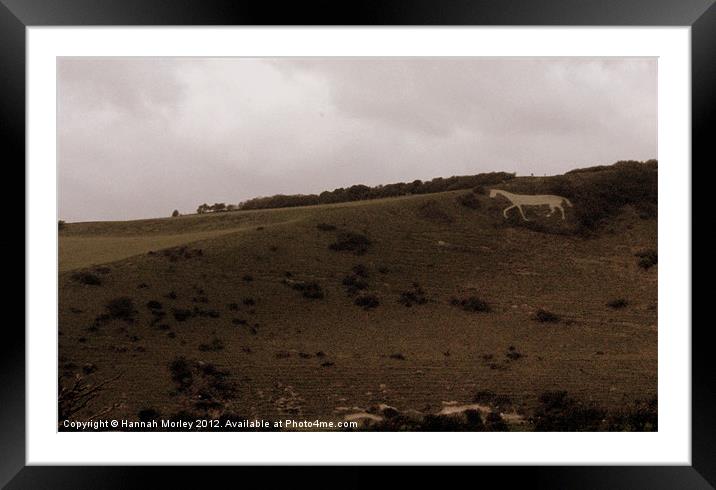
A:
[
  {"xmin": 352, "ymin": 264, "xmax": 369, "ymax": 277},
  {"xmin": 173, "ymin": 308, "xmax": 193, "ymax": 322},
  {"xmin": 456, "ymin": 192, "xmax": 481, "ymax": 210},
  {"xmin": 242, "ymin": 274, "xmax": 254, "ymax": 282},
  {"xmin": 472, "ymin": 185, "xmax": 487, "ymax": 195},
  {"xmin": 171, "ymin": 210, "xmax": 180, "ymax": 217},
  {"xmin": 292, "ymin": 281, "xmax": 324, "ymax": 299},
  {"xmin": 451, "ymin": 296, "xmax": 490, "ymax": 313},
  {"xmin": 329, "ymin": 232, "xmax": 371, "ymax": 255},
  {"xmin": 485, "ymin": 411, "xmax": 509, "ymax": 431},
  {"xmin": 355, "ymin": 294, "xmax": 380, "ymax": 310},
  {"xmin": 607, "ymin": 298, "xmax": 628, "ymax": 309},
  {"xmin": 71, "ymin": 271, "xmax": 102, "ymax": 286},
  {"xmin": 398, "ymin": 283, "xmax": 428, "ymax": 307},
  {"xmin": 635, "ymin": 249, "xmax": 657, "ymax": 269},
  {"xmin": 417, "ymin": 200, "xmax": 453, "ymax": 224},
  {"xmin": 606, "ymin": 397, "xmax": 658, "ymax": 431},
  {"xmin": 105, "ymin": 297, "xmax": 136, "ymax": 322},
  {"xmin": 146, "ymin": 300, "xmax": 163, "ymax": 310},
  {"xmin": 193, "ymin": 307, "xmax": 220, "ymax": 318},
  {"xmin": 58, "ymin": 220, "xmax": 66, "ymax": 230},
  {"xmin": 419, "ymin": 412, "xmax": 485, "ymax": 432},
  {"xmin": 569, "ymin": 161, "xmax": 657, "ymax": 234},
  {"xmin": 506, "ymin": 347, "xmax": 523, "ymax": 361},
  {"xmin": 532, "ymin": 391, "xmax": 606, "ymax": 431},
  {"xmin": 58, "ymin": 373, "xmax": 119, "ymax": 423},
  {"xmin": 474, "ymin": 390, "xmax": 496, "ymax": 404},
  {"xmin": 316, "ymin": 223, "xmax": 337, "ymax": 231},
  {"xmin": 138, "ymin": 408, "xmax": 161, "ymax": 422},
  {"xmin": 198, "ymin": 337, "xmax": 225, "ymax": 352},
  {"xmin": 169, "ymin": 357, "xmax": 193, "ymax": 391},
  {"xmin": 389, "ymin": 353, "xmax": 406, "ymax": 360},
  {"xmin": 342, "ymin": 274, "xmax": 369, "ymax": 295},
  {"xmin": 533, "ymin": 308, "xmax": 560, "ymax": 323}
]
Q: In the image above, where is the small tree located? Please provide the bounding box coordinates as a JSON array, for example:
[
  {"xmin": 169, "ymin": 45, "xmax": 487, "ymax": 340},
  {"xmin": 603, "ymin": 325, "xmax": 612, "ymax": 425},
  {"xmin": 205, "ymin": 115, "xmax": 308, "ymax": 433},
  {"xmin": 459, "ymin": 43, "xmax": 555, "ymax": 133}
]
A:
[
  {"xmin": 171, "ymin": 209, "xmax": 180, "ymax": 217},
  {"xmin": 197, "ymin": 203, "xmax": 209, "ymax": 214},
  {"xmin": 58, "ymin": 220, "xmax": 66, "ymax": 230}
]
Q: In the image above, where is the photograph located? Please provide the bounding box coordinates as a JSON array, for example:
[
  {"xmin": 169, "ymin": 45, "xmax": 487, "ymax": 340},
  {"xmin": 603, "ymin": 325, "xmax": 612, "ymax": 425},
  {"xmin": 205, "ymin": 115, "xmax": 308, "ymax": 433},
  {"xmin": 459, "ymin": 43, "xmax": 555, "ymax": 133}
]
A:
[{"xmin": 56, "ymin": 56, "xmax": 659, "ymax": 433}]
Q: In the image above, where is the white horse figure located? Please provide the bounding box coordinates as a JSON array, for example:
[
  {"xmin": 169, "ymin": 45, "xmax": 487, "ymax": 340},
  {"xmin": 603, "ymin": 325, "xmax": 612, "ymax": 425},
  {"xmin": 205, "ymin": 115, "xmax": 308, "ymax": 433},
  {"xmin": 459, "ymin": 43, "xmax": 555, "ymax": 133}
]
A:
[{"xmin": 489, "ymin": 189, "xmax": 573, "ymax": 221}]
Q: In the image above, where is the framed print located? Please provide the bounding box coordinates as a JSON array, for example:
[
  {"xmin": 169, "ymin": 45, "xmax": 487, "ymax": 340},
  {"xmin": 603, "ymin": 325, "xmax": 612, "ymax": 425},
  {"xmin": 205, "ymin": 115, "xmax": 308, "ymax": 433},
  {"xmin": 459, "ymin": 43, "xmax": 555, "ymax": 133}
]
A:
[{"xmin": 4, "ymin": 0, "xmax": 714, "ymax": 486}]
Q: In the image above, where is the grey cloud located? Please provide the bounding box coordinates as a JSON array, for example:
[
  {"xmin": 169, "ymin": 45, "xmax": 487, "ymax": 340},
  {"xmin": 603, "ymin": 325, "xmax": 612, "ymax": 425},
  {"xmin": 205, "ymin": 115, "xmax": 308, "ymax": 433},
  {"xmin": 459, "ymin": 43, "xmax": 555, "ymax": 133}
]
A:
[{"xmin": 58, "ymin": 57, "xmax": 656, "ymax": 222}]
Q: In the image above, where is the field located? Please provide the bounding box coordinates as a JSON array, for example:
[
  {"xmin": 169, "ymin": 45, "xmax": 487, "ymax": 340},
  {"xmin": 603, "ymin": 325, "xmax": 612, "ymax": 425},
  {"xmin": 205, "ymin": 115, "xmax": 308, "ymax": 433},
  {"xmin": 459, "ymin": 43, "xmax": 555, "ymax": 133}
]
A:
[{"xmin": 58, "ymin": 166, "xmax": 658, "ymax": 431}]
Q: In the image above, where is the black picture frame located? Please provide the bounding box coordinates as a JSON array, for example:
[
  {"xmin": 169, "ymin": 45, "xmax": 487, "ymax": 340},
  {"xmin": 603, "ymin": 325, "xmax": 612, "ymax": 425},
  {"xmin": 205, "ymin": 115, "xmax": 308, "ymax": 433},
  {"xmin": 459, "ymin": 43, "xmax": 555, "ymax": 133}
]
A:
[{"xmin": 4, "ymin": 0, "xmax": 713, "ymax": 486}]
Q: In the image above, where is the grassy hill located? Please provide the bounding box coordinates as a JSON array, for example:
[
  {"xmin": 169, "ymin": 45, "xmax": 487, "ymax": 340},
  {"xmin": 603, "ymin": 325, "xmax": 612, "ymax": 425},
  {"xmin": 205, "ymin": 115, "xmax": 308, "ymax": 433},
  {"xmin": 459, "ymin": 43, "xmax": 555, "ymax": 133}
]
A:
[{"xmin": 58, "ymin": 163, "xmax": 657, "ymax": 431}]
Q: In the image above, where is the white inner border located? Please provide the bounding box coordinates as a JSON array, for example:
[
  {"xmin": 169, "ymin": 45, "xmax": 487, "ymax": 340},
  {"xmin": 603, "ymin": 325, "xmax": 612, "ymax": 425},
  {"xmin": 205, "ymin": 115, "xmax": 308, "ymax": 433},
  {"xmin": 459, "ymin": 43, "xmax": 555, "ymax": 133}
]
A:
[{"xmin": 27, "ymin": 27, "xmax": 691, "ymax": 465}]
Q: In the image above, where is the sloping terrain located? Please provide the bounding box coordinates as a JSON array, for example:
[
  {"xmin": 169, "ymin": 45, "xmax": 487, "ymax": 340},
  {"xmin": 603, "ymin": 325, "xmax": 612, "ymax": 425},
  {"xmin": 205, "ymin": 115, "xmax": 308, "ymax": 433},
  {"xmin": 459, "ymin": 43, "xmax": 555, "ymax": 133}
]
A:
[{"xmin": 58, "ymin": 170, "xmax": 657, "ymax": 431}]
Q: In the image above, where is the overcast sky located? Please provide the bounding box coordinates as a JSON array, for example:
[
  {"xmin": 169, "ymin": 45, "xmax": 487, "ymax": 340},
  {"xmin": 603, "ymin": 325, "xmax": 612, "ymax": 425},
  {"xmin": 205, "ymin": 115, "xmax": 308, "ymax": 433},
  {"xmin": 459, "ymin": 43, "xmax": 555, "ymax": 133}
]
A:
[{"xmin": 58, "ymin": 57, "xmax": 657, "ymax": 222}]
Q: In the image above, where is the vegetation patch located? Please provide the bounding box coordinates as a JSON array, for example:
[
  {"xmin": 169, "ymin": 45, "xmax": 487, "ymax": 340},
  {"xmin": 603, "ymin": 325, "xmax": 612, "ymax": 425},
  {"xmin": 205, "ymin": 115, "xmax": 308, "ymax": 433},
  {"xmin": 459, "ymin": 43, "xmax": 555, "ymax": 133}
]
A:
[
  {"xmin": 138, "ymin": 408, "xmax": 161, "ymax": 423},
  {"xmin": 398, "ymin": 282, "xmax": 428, "ymax": 307},
  {"xmin": 329, "ymin": 232, "xmax": 371, "ymax": 255},
  {"xmin": 146, "ymin": 300, "xmax": 163, "ymax": 310},
  {"xmin": 355, "ymin": 294, "xmax": 380, "ymax": 310},
  {"xmin": 506, "ymin": 346, "xmax": 523, "ymax": 361},
  {"xmin": 451, "ymin": 296, "xmax": 490, "ymax": 313},
  {"xmin": 533, "ymin": 308, "xmax": 560, "ymax": 323},
  {"xmin": 105, "ymin": 297, "xmax": 137, "ymax": 322},
  {"xmin": 169, "ymin": 357, "xmax": 194, "ymax": 392},
  {"xmin": 456, "ymin": 192, "xmax": 481, "ymax": 210},
  {"xmin": 169, "ymin": 357, "xmax": 236, "ymax": 414},
  {"xmin": 417, "ymin": 200, "xmax": 453, "ymax": 224},
  {"xmin": 172, "ymin": 308, "xmax": 194, "ymax": 322},
  {"xmin": 193, "ymin": 307, "xmax": 220, "ymax": 318},
  {"xmin": 485, "ymin": 411, "xmax": 509, "ymax": 431},
  {"xmin": 286, "ymin": 279, "xmax": 325, "ymax": 299},
  {"xmin": 198, "ymin": 337, "xmax": 225, "ymax": 352},
  {"xmin": 342, "ymin": 274, "xmax": 369, "ymax": 296},
  {"xmin": 160, "ymin": 246, "xmax": 203, "ymax": 262},
  {"xmin": 607, "ymin": 298, "xmax": 629, "ymax": 309},
  {"xmin": 71, "ymin": 271, "xmax": 102, "ymax": 286},
  {"xmin": 635, "ymin": 249, "xmax": 658, "ymax": 270},
  {"xmin": 531, "ymin": 391, "xmax": 606, "ymax": 431}
]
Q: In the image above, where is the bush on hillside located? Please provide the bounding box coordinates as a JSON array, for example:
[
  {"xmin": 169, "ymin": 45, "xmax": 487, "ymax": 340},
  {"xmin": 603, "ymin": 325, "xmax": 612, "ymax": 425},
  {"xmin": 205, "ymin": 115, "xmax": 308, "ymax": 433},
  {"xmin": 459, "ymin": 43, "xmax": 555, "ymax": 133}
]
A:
[
  {"xmin": 635, "ymin": 249, "xmax": 658, "ymax": 269},
  {"xmin": 329, "ymin": 232, "xmax": 371, "ymax": 255},
  {"xmin": 355, "ymin": 294, "xmax": 380, "ymax": 310},
  {"xmin": 456, "ymin": 192, "xmax": 481, "ymax": 210},
  {"xmin": 71, "ymin": 271, "xmax": 102, "ymax": 286},
  {"xmin": 105, "ymin": 297, "xmax": 136, "ymax": 322},
  {"xmin": 531, "ymin": 390, "xmax": 606, "ymax": 431},
  {"xmin": 451, "ymin": 296, "xmax": 491, "ymax": 313},
  {"xmin": 607, "ymin": 298, "xmax": 628, "ymax": 309},
  {"xmin": 533, "ymin": 308, "xmax": 560, "ymax": 323}
]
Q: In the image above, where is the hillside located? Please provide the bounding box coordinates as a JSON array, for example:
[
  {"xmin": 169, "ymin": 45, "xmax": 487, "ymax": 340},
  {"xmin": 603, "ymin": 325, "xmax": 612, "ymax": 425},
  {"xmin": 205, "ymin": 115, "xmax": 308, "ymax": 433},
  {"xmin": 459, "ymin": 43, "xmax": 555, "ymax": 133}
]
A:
[{"xmin": 58, "ymin": 165, "xmax": 658, "ymax": 431}]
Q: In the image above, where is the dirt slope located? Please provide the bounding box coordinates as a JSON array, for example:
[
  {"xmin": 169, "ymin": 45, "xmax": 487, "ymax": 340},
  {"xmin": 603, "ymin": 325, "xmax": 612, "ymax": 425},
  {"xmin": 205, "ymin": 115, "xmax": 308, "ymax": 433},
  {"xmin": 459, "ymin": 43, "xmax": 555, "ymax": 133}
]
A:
[{"xmin": 58, "ymin": 187, "xmax": 657, "ymax": 429}]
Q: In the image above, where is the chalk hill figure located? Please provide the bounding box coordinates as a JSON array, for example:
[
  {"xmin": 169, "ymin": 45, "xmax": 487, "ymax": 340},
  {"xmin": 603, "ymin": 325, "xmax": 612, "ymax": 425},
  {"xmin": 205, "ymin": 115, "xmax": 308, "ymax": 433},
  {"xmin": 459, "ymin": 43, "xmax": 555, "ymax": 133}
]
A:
[{"xmin": 490, "ymin": 189, "xmax": 573, "ymax": 221}]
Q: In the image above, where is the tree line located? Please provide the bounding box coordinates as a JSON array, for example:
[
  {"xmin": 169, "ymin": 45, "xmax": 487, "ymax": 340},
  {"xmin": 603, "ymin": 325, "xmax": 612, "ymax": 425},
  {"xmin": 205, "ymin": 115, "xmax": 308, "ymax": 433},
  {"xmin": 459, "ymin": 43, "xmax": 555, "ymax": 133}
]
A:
[{"xmin": 193, "ymin": 171, "xmax": 516, "ymax": 214}]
